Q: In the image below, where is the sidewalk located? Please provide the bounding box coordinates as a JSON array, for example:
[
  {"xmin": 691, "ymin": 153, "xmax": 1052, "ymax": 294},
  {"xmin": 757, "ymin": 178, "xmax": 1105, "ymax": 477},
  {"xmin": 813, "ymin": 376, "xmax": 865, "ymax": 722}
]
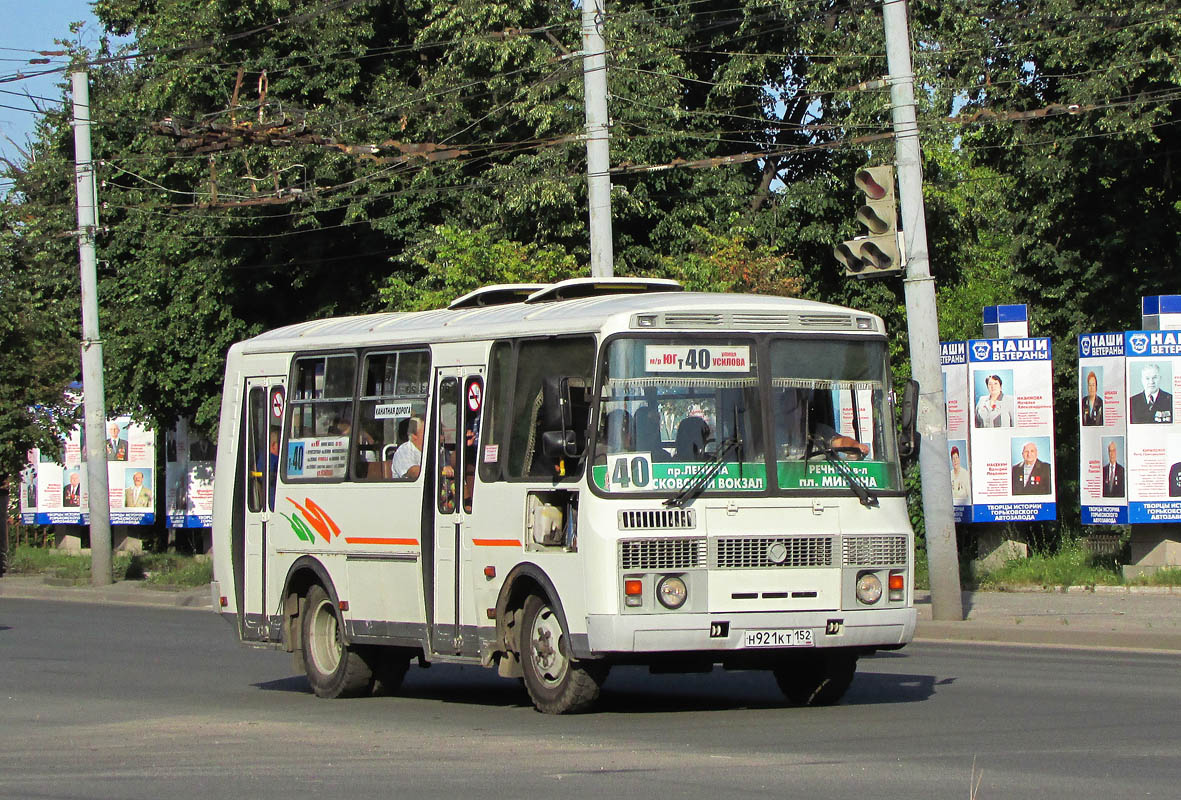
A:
[
  {"xmin": 915, "ymin": 587, "xmax": 1181, "ymax": 652},
  {"xmin": 0, "ymin": 574, "xmax": 211, "ymax": 610},
  {"xmin": 2, "ymin": 574, "xmax": 1180, "ymax": 652}
]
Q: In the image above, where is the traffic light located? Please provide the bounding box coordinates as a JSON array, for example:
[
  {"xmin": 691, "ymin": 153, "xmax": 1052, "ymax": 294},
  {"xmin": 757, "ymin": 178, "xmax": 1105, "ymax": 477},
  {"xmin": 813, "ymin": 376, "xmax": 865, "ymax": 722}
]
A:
[{"xmin": 834, "ymin": 165, "xmax": 902, "ymax": 278}]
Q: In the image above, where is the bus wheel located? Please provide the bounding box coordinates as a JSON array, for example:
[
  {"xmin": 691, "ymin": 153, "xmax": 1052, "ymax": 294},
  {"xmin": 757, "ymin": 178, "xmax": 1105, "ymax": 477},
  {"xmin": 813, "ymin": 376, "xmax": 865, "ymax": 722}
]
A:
[
  {"xmin": 520, "ymin": 594, "xmax": 606, "ymax": 714},
  {"xmin": 773, "ymin": 652, "xmax": 858, "ymax": 706},
  {"xmin": 301, "ymin": 584, "xmax": 374, "ymax": 698}
]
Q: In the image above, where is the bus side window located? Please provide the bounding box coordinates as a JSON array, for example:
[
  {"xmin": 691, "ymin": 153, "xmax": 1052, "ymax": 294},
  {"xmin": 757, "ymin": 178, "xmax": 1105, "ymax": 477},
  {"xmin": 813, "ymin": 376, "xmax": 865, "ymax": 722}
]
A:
[
  {"xmin": 508, "ymin": 337, "xmax": 595, "ymax": 479},
  {"xmin": 356, "ymin": 349, "xmax": 430, "ymax": 481},
  {"xmin": 437, "ymin": 377, "xmax": 459, "ymax": 512},
  {"xmin": 286, "ymin": 354, "xmax": 355, "ymax": 482},
  {"xmin": 247, "ymin": 387, "xmax": 266, "ymax": 512},
  {"xmin": 479, "ymin": 341, "xmax": 513, "ymax": 483}
]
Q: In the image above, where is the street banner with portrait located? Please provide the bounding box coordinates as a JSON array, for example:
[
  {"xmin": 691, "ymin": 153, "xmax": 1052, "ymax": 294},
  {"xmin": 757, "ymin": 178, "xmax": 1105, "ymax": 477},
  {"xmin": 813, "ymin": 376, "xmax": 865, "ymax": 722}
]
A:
[
  {"xmin": 1124, "ymin": 330, "xmax": 1181, "ymax": 522},
  {"xmin": 1078, "ymin": 333, "xmax": 1128, "ymax": 525},
  {"xmin": 20, "ymin": 415, "xmax": 157, "ymax": 526},
  {"xmin": 165, "ymin": 417, "xmax": 216, "ymax": 528},
  {"xmin": 941, "ymin": 340, "xmax": 972, "ymax": 522},
  {"xmin": 966, "ymin": 338, "xmax": 1057, "ymax": 522}
]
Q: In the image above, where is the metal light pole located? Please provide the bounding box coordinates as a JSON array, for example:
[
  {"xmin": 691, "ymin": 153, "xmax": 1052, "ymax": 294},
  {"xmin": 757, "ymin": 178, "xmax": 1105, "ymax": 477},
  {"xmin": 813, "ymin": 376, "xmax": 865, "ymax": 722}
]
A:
[
  {"xmin": 71, "ymin": 71, "xmax": 113, "ymax": 586},
  {"xmin": 881, "ymin": 2, "xmax": 964, "ymax": 620},
  {"xmin": 582, "ymin": 0, "xmax": 614, "ymax": 277}
]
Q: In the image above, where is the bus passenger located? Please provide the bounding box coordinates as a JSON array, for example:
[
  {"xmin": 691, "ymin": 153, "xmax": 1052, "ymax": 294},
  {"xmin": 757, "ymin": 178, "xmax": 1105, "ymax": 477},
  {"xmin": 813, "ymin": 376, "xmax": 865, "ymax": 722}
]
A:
[
  {"xmin": 391, "ymin": 417, "xmax": 425, "ymax": 480},
  {"xmin": 634, "ymin": 406, "xmax": 670, "ymax": 461}
]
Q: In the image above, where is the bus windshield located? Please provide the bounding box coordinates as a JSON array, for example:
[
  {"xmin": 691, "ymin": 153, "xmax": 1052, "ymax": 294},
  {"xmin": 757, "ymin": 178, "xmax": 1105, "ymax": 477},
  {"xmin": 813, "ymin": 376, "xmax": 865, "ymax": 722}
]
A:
[{"xmin": 590, "ymin": 336, "xmax": 901, "ymax": 497}]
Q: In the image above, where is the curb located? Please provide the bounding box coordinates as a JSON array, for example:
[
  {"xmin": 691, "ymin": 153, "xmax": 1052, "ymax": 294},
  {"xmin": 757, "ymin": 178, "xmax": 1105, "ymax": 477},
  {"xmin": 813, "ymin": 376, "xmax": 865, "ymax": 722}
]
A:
[
  {"xmin": 990, "ymin": 585, "xmax": 1181, "ymax": 595},
  {"xmin": 0, "ymin": 575, "xmax": 211, "ymax": 610}
]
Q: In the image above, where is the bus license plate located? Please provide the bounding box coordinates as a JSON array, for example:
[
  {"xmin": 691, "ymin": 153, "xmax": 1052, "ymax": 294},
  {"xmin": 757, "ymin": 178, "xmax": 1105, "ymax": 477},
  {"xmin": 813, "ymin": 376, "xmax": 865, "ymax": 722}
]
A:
[{"xmin": 742, "ymin": 628, "xmax": 814, "ymax": 648}]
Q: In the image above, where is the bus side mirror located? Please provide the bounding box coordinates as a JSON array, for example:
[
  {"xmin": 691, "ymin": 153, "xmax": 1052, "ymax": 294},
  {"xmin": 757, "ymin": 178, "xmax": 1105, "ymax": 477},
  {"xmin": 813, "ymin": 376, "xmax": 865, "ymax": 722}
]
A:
[
  {"xmin": 898, "ymin": 378, "xmax": 921, "ymax": 461},
  {"xmin": 541, "ymin": 376, "xmax": 586, "ymax": 459},
  {"xmin": 542, "ymin": 375, "xmax": 572, "ymax": 429},
  {"xmin": 541, "ymin": 430, "xmax": 581, "ymax": 459}
]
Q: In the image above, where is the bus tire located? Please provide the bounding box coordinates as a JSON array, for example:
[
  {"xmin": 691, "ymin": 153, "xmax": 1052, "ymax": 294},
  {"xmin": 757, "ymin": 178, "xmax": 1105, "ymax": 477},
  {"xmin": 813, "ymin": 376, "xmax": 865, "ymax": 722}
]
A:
[
  {"xmin": 773, "ymin": 652, "xmax": 858, "ymax": 706},
  {"xmin": 301, "ymin": 584, "xmax": 374, "ymax": 698},
  {"xmin": 520, "ymin": 593, "xmax": 606, "ymax": 714}
]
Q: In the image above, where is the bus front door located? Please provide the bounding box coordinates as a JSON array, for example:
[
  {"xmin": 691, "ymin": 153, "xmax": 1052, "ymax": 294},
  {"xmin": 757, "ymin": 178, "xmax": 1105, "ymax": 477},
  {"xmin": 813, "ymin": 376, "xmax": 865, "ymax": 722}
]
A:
[
  {"xmin": 429, "ymin": 368, "xmax": 483, "ymax": 657},
  {"xmin": 241, "ymin": 378, "xmax": 285, "ymax": 642}
]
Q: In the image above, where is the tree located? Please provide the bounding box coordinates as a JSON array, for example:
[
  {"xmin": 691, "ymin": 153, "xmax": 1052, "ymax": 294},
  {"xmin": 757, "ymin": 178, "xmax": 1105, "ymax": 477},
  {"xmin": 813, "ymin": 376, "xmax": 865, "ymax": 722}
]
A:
[
  {"xmin": 6, "ymin": 0, "xmax": 1175, "ymax": 527},
  {"xmin": 0, "ymin": 200, "xmax": 78, "ymax": 569}
]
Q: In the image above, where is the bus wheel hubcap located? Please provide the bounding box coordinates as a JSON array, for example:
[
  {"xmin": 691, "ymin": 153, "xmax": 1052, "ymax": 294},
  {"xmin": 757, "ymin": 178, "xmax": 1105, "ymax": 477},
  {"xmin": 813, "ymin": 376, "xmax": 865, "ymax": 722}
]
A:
[{"xmin": 530, "ymin": 607, "xmax": 567, "ymax": 685}]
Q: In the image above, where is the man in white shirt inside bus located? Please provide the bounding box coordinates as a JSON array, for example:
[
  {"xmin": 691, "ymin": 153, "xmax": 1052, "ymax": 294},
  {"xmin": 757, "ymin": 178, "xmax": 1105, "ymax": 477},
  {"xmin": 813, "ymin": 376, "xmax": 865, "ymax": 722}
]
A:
[{"xmin": 391, "ymin": 417, "xmax": 425, "ymax": 480}]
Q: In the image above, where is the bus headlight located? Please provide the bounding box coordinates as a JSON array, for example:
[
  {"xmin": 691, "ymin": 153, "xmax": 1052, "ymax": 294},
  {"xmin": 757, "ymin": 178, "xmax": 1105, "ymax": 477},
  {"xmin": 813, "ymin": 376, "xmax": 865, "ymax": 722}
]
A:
[
  {"xmin": 855, "ymin": 572, "xmax": 883, "ymax": 605},
  {"xmin": 656, "ymin": 576, "xmax": 688, "ymax": 609}
]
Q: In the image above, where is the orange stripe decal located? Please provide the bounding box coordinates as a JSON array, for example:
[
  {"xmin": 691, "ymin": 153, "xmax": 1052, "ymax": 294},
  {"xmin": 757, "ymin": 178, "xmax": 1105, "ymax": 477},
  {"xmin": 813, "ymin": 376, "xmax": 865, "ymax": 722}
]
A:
[
  {"xmin": 343, "ymin": 537, "xmax": 419, "ymax": 546},
  {"xmin": 473, "ymin": 538, "xmax": 522, "ymax": 547}
]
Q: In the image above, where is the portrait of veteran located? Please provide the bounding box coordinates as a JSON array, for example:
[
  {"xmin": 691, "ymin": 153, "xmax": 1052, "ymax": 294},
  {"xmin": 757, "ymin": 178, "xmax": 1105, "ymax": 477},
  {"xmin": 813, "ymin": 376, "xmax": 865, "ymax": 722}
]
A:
[
  {"xmin": 1080, "ymin": 370, "xmax": 1103, "ymax": 426},
  {"xmin": 1101, "ymin": 441, "xmax": 1125, "ymax": 498},
  {"xmin": 124, "ymin": 471, "xmax": 153, "ymax": 508},
  {"xmin": 62, "ymin": 472, "xmax": 82, "ymax": 507},
  {"xmin": 974, "ymin": 374, "xmax": 1015, "ymax": 428},
  {"xmin": 1129, "ymin": 363, "xmax": 1173, "ymax": 424},
  {"xmin": 1011, "ymin": 441, "xmax": 1052, "ymax": 495},
  {"xmin": 105, "ymin": 422, "xmax": 128, "ymax": 461}
]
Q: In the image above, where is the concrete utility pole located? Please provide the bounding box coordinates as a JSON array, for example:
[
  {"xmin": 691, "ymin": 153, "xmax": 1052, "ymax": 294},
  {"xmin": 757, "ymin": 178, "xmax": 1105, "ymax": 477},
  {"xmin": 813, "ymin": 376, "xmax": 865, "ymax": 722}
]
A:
[
  {"xmin": 581, "ymin": 0, "xmax": 614, "ymax": 277},
  {"xmin": 881, "ymin": 2, "xmax": 964, "ymax": 620},
  {"xmin": 71, "ymin": 71, "xmax": 114, "ymax": 587}
]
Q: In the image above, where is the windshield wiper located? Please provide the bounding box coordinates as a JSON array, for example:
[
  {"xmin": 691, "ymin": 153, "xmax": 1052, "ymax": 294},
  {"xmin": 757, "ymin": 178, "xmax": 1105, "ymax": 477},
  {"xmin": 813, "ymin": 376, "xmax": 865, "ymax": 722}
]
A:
[
  {"xmin": 664, "ymin": 435, "xmax": 742, "ymax": 508},
  {"xmin": 804, "ymin": 437, "xmax": 880, "ymax": 509}
]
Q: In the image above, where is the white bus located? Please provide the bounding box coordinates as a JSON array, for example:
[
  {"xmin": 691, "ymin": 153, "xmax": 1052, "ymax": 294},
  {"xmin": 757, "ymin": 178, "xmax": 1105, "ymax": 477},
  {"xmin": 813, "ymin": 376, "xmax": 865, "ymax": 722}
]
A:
[{"xmin": 211, "ymin": 278, "xmax": 919, "ymax": 713}]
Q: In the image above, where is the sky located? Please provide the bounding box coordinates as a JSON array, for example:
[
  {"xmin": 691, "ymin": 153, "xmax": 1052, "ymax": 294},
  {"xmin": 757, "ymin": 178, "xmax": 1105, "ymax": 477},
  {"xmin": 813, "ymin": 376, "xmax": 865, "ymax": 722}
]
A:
[{"xmin": 0, "ymin": 0, "xmax": 107, "ymax": 162}]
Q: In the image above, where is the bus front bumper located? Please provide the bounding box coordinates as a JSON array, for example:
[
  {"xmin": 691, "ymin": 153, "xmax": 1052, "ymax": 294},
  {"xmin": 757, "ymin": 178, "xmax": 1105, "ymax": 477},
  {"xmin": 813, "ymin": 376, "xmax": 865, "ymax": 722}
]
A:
[{"xmin": 583, "ymin": 606, "xmax": 915, "ymax": 655}]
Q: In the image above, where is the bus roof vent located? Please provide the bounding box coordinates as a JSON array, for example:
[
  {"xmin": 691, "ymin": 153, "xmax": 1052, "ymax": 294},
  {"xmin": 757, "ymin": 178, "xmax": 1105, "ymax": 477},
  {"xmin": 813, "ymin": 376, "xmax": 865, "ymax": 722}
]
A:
[
  {"xmin": 525, "ymin": 277, "xmax": 682, "ymax": 304},
  {"xmin": 663, "ymin": 312, "xmax": 723, "ymax": 328},
  {"xmin": 448, "ymin": 284, "xmax": 550, "ymax": 310},
  {"xmin": 730, "ymin": 312, "xmax": 795, "ymax": 330},
  {"xmin": 797, "ymin": 313, "xmax": 856, "ymax": 330}
]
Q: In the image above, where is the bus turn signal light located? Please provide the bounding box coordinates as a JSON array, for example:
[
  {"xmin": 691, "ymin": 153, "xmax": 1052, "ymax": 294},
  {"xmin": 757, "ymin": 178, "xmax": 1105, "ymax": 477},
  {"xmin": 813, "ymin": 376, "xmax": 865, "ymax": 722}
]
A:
[
  {"xmin": 889, "ymin": 571, "xmax": 905, "ymax": 601},
  {"xmin": 624, "ymin": 578, "xmax": 643, "ymax": 607}
]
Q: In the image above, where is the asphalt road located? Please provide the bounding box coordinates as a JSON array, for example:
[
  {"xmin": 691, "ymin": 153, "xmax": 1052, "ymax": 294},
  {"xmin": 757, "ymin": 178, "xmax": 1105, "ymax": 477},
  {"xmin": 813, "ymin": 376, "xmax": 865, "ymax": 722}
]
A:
[{"xmin": 1, "ymin": 599, "xmax": 1179, "ymax": 800}]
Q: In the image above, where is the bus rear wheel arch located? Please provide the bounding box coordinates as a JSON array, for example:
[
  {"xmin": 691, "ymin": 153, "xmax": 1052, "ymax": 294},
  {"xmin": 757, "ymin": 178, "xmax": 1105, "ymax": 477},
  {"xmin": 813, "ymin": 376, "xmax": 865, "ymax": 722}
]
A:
[
  {"xmin": 519, "ymin": 593, "xmax": 608, "ymax": 714},
  {"xmin": 301, "ymin": 583, "xmax": 374, "ymax": 698}
]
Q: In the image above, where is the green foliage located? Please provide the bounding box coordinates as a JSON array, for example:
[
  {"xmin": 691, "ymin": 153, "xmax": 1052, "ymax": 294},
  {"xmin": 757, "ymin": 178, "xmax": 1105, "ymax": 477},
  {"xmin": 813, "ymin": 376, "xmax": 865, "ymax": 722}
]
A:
[
  {"xmin": 7, "ymin": 543, "xmax": 213, "ymax": 587},
  {"xmin": 2, "ymin": 0, "xmax": 1179, "ymax": 551},
  {"xmin": 654, "ymin": 226, "xmax": 804, "ymax": 297},
  {"xmin": 380, "ymin": 224, "xmax": 579, "ymax": 311},
  {"xmin": 139, "ymin": 553, "xmax": 214, "ymax": 587},
  {"xmin": 1128, "ymin": 568, "xmax": 1181, "ymax": 587},
  {"xmin": 8, "ymin": 544, "xmax": 94, "ymax": 583},
  {"xmin": 913, "ymin": 542, "xmax": 930, "ymax": 590},
  {"xmin": 973, "ymin": 538, "xmax": 1127, "ymax": 589},
  {"xmin": 0, "ymin": 201, "xmax": 78, "ymax": 491}
]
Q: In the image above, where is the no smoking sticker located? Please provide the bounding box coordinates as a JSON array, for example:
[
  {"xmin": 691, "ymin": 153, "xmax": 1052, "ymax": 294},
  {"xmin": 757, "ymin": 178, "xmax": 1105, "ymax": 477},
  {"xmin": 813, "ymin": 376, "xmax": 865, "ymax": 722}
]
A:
[{"xmin": 467, "ymin": 382, "xmax": 482, "ymax": 412}]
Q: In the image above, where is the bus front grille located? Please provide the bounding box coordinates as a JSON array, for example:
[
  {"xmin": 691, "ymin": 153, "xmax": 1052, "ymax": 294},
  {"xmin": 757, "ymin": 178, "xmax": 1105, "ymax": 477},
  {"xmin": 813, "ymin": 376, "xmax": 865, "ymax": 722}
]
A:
[
  {"xmin": 618, "ymin": 508, "xmax": 696, "ymax": 530},
  {"xmin": 714, "ymin": 536, "xmax": 834, "ymax": 569},
  {"xmin": 842, "ymin": 535, "xmax": 908, "ymax": 566},
  {"xmin": 619, "ymin": 538, "xmax": 707, "ymax": 570}
]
